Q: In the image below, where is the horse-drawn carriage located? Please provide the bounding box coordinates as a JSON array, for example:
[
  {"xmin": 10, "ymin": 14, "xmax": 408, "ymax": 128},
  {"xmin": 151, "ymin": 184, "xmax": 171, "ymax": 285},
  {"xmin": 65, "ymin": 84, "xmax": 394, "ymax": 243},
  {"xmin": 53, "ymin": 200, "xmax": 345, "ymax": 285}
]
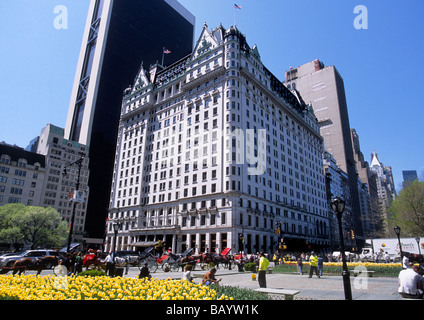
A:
[
  {"xmin": 82, "ymin": 250, "xmax": 106, "ymax": 271},
  {"xmin": 136, "ymin": 247, "xmax": 158, "ymax": 273},
  {"xmin": 0, "ymin": 256, "xmax": 59, "ymax": 275},
  {"xmin": 161, "ymin": 248, "xmax": 197, "ymax": 272}
]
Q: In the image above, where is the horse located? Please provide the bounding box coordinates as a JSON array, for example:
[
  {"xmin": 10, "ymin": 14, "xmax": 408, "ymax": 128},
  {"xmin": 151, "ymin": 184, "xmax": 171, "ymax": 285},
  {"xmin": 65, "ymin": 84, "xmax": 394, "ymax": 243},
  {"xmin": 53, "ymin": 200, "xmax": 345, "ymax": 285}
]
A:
[{"xmin": 12, "ymin": 256, "xmax": 59, "ymax": 275}]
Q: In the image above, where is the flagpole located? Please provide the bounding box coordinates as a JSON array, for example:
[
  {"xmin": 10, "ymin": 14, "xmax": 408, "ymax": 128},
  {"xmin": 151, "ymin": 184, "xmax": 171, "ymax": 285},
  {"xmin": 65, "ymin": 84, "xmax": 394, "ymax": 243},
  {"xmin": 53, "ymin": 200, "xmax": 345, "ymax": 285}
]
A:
[{"xmin": 162, "ymin": 47, "xmax": 165, "ymax": 66}]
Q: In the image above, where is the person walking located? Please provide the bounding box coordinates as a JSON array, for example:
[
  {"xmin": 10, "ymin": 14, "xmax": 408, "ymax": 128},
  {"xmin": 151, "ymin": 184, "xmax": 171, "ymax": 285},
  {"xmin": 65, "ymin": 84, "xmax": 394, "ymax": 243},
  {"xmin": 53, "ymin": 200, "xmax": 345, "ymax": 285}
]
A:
[
  {"xmin": 317, "ymin": 254, "xmax": 324, "ymax": 277},
  {"xmin": 258, "ymin": 252, "xmax": 270, "ymax": 288},
  {"xmin": 308, "ymin": 251, "xmax": 320, "ymax": 278},
  {"xmin": 297, "ymin": 257, "xmax": 304, "ymax": 275},
  {"xmin": 105, "ymin": 252, "xmax": 114, "ymax": 277}
]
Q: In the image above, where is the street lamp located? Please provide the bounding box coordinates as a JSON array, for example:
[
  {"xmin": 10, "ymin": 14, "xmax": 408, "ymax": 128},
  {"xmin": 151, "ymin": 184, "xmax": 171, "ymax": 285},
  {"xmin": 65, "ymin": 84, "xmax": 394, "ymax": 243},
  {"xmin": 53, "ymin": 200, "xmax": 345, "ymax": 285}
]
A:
[
  {"xmin": 112, "ymin": 222, "xmax": 122, "ymax": 255},
  {"xmin": 416, "ymin": 237, "xmax": 421, "ymax": 255},
  {"xmin": 111, "ymin": 221, "xmax": 122, "ymax": 277},
  {"xmin": 394, "ymin": 226, "xmax": 403, "ymax": 265},
  {"xmin": 62, "ymin": 157, "xmax": 84, "ymax": 253},
  {"xmin": 331, "ymin": 196, "xmax": 352, "ymax": 300}
]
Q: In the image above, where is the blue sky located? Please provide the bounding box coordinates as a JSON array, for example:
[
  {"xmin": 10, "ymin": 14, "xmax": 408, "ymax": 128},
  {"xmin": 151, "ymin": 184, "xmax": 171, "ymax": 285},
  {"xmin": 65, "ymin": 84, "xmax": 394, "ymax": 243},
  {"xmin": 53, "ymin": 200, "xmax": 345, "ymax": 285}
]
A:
[{"xmin": 0, "ymin": 0, "xmax": 423, "ymax": 191}]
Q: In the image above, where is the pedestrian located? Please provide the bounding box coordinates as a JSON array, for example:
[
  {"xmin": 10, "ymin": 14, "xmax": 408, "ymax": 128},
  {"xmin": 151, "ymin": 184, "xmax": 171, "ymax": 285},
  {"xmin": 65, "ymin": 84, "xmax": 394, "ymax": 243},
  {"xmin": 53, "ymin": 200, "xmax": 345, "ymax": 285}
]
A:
[
  {"xmin": 398, "ymin": 264, "xmax": 423, "ymax": 299},
  {"xmin": 258, "ymin": 252, "xmax": 270, "ymax": 288},
  {"xmin": 70, "ymin": 252, "xmax": 77, "ymax": 275},
  {"xmin": 105, "ymin": 252, "xmax": 114, "ymax": 277},
  {"xmin": 74, "ymin": 252, "xmax": 83, "ymax": 274},
  {"xmin": 139, "ymin": 263, "xmax": 152, "ymax": 279},
  {"xmin": 273, "ymin": 251, "xmax": 279, "ymax": 266},
  {"xmin": 402, "ymin": 255, "xmax": 410, "ymax": 269},
  {"xmin": 308, "ymin": 251, "xmax": 320, "ymax": 278},
  {"xmin": 61, "ymin": 253, "xmax": 73, "ymax": 276},
  {"xmin": 182, "ymin": 264, "xmax": 193, "ymax": 283},
  {"xmin": 384, "ymin": 252, "xmax": 390, "ymax": 264},
  {"xmin": 202, "ymin": 267, "xmax": 221, "ymax": 285},
  {"xmin": 124, "ymin": 256, "xmax": 130, "ymax": 275},
  {"xmin": 317, "ymin": 254, "xmax": 324, "ymax": 277},
  {"xmin": 297, "ymin": 257, "xmax": 303, "ymax": 275}
]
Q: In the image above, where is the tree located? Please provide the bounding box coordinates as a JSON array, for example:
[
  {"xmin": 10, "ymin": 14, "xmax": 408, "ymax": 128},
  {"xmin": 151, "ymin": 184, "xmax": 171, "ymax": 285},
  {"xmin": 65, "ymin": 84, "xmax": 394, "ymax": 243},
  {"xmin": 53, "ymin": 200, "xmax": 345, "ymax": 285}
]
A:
[
  {"xmin": 388, "ymin": 180, "xmax": 424, "ymax": 236},
  {"xmin": 0, "ymin": 203, "xmax": 25, "ymax": 248},
  {"xmin": 0, "ymin": 204, "xmax": 69, "ymax": 249}
]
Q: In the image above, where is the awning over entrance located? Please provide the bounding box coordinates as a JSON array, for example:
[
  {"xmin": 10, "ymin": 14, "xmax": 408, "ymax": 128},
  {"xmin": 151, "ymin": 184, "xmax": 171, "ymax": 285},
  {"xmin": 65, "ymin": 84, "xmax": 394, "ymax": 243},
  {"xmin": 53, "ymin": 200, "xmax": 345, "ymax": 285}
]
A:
[{"xmin": 131, "ymin": 241, "xmax": 159, "ymax": 248}]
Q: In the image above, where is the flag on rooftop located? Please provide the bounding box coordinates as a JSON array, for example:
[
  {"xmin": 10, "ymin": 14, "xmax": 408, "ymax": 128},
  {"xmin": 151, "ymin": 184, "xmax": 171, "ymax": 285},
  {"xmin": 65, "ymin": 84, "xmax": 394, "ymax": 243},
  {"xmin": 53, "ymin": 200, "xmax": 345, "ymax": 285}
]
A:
[{"xmin": 163, "ymin": 48, "xmax": 171, "ymax": 54}]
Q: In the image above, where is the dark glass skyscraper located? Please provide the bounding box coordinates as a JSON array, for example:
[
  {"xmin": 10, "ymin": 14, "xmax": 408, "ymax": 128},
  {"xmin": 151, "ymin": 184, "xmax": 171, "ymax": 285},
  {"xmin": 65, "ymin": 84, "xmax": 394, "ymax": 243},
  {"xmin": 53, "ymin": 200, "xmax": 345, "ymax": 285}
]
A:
[{"xmin": 65, "ymin": 0, "xmax": 195, "ymax": 239}]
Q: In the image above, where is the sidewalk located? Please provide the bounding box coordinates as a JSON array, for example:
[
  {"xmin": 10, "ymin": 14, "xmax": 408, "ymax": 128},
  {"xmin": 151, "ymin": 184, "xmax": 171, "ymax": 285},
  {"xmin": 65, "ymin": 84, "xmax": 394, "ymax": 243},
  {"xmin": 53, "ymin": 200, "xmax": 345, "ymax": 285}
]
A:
[
  {"xmin": 27, "ymin": 265, "xmax": 402, "ymax": 300},
  {"xmin": 142, "ymin": 268, "xmax": 402, "ymax": 300}
]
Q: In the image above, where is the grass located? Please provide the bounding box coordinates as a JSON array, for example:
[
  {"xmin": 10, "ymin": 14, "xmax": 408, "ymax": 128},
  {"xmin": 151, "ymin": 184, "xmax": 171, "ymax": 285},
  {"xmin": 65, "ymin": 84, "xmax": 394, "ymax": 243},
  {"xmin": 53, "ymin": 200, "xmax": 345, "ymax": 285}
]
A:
[
  {"xmin": 273, "ymin": 261, "xmax": 402, "ymax": 277},
  {"xmin": 210, "ymin": 284, "xmax": 269, "ymax": 300}
]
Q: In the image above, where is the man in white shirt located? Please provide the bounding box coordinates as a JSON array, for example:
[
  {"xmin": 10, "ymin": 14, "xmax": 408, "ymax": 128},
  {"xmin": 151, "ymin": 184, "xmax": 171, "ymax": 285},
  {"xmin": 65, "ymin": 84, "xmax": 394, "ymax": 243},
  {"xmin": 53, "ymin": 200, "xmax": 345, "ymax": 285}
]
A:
[
  {"xmin": 398, "ymin": 265, "xmax": 423, "ymax": 299},
  {"xmin": 105, "ymin": 252, "xmax": 114, "ymax": 276}
]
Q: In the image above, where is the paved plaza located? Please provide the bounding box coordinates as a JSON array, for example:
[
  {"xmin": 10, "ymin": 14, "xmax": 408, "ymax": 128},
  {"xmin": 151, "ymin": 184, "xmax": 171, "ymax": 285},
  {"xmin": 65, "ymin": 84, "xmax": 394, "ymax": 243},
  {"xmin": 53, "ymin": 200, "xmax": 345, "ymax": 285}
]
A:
[
  {"xmin": 20, "ymin": 265, "xmax": 402, "ymax": 300},
  {"xmin": 148, "ymin": 268, "xmax": 402, "ymax": 300}
]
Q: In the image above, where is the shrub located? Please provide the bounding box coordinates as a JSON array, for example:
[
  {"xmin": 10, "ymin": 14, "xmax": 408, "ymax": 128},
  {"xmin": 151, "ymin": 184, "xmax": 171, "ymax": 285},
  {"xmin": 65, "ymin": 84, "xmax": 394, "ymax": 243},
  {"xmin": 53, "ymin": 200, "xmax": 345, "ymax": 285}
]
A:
[
  {"xmin": 77, "ymin": 270, "xmax": 107, "ymax": 277},
  {"xmin": 243, "ymin": 262, "xmax": 257, "ymax": 272},
  {"xmin": 210, "ymin": 284, "xmax": 268, "ymax": 300}
]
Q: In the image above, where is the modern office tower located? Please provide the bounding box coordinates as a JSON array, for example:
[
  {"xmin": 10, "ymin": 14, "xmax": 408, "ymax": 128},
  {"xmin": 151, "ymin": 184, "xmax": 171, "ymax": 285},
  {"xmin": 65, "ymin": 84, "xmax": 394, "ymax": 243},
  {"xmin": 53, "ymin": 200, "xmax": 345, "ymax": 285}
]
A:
[
  {"xmin": 0, "ymin": 143, "xmax": 46, "ymax": 206},
  {"xmin": 285, "ymin": 59, "xmax": 364, "ymax": 246},
  {"xmin": 105, "ymin": 24, "xmax": 329, "ymax": 255},
  {"xmin": 402, "ymin": 170, "xmax": 418, "ymax": 187},
  {"xmin": 25, "ymin": 137, "xmax": 40, "ymax": 153},
  {"xmin": 36, "ymin": 124, "xmax": 90, "ymax": 241},
  {"xmin": 64, "ymin": 0, "xmax": 195, "ymax": 239}
]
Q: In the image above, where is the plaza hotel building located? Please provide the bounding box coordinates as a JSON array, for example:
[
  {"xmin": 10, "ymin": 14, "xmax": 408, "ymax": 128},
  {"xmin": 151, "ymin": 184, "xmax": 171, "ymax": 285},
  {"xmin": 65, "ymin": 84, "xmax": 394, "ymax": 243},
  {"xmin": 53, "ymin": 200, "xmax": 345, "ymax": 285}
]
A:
[{"xmin": 105, "ymin": 24, "xmax": 329, "ymax": 254}]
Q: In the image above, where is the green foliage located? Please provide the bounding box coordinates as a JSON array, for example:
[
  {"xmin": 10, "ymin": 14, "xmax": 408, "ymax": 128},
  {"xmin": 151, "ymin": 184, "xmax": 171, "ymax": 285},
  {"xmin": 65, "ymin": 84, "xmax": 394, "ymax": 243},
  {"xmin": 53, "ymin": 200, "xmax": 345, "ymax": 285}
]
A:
[
  {"xmin": 273, "ymin": 263, "xmax": 403, "ymax": 277},
  {"xmin": 388, "ymin": 180, "xmax": 424, "ymax": 236},
  {"xmin": 210, "ymin": 284, "xmax": 269, "ymax": 300},
  {"xmin": 0, "ymin": 204, "xmax": 68, "ymax": 249},
  {"xmin": 77, "ymin": 270, "xmax": 108, "ymax": 277},
  {"xmin": 243, "ymin": 262, "xmax": 257, "ymax": 272}
]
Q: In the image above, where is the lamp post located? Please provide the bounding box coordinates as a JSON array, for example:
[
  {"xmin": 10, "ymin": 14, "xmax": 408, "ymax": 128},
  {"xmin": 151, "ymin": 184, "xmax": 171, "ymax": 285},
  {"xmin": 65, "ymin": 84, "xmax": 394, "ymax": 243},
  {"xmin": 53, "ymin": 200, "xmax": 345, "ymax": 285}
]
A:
[
  {"xmin": 416, "ymin": 237, "xmax": 421, "ymax": 255},
  {"xmin": 112, "ymin": 222, "xmax": 122, "ymax": 255},
  {"xmin": 112, "ymin": 221, "xmax": 122, "ymax": 277},
  {"xmin": 331, "ymin": 197, "xmax": 352, "ymax": 300},
  {"xmin": 394, "ymin": 226, "xmax": 403, "ymax": 265},
  {"xmin": 62, "ymin": 157, "xmax": 84, "ymax": 253}
]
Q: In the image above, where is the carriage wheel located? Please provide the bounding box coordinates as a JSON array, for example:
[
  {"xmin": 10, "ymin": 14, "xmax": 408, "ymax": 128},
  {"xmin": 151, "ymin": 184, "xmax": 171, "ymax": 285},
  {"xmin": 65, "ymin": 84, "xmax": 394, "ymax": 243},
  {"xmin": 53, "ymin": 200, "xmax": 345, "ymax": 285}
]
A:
[
  {"xmin": 162, "ymin": 262, "xmax": 171, "ymax": 272},
  {"xmin": 146, "ymin": 257, "xmax": 158, "ymax": 273}
]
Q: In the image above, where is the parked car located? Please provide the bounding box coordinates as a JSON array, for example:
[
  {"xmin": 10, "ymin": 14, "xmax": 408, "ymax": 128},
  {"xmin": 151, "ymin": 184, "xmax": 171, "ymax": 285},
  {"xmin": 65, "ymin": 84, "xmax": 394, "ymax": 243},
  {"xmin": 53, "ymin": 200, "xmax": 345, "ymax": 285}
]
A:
[{"xmin": 0, "ymin": 249, "xmax": 58, "ymax": 269}]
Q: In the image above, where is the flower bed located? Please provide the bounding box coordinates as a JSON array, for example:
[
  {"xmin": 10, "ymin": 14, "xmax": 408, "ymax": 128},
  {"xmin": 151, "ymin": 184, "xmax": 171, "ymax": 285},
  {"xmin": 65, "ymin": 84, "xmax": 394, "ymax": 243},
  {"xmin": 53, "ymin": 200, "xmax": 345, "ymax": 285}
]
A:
[
  {"xmin": 275, "ymin": 261, "xmax": 402, "ymax": 277},
  {"xmin": 0, "ymin": 275, "xmax": 233, "ymax": 300}
]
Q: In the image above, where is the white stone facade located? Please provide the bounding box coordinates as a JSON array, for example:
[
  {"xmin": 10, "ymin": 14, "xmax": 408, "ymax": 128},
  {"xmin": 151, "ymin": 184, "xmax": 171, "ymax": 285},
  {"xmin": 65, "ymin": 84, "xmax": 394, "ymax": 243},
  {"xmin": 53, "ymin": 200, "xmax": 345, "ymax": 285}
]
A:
[{"xmin": 106, "ymin": 25, "xmax": 329, "ymax": 254}]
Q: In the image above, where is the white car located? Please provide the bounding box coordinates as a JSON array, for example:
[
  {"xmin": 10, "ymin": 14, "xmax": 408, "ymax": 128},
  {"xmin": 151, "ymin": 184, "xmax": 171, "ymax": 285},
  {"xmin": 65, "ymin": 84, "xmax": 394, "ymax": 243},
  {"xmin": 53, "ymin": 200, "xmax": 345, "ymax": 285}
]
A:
[{"xmin": 0, "ymin": 249, "xmax": 58, "ymax": 268}]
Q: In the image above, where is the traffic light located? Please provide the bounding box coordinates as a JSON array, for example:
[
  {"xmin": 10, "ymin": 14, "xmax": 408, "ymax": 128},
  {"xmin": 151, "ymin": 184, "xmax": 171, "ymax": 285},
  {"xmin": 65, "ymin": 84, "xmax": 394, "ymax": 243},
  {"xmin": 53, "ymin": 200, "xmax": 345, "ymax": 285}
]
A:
[{"xmin": 238, "ymin": 233, "xmax": 245, "ymax": 244}]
